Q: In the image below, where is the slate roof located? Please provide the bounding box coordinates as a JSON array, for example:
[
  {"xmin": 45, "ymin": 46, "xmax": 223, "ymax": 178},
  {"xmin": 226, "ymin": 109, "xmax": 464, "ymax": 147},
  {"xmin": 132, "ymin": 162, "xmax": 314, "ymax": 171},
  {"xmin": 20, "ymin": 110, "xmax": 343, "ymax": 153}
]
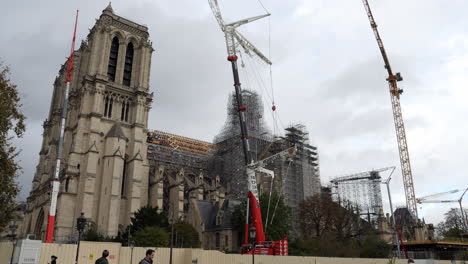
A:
[{"xmin": 196, "ymin": 199, "xmax": 240, "ymax": 231}]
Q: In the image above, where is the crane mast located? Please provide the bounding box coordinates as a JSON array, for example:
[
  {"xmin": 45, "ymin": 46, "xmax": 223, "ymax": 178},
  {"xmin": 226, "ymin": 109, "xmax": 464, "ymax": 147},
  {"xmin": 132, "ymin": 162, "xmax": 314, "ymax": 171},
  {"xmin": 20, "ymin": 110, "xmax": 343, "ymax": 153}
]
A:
[
  {"xmin": 208, "ymin": 0, "xmax": 271, "ymax": 245},
  {"xmin": 45, "ymin": 10, "xmax": 79, "ymax": 243},
  {"xmin": 361, "ymin": 0, "xmax": 418, "ymax": 219}
]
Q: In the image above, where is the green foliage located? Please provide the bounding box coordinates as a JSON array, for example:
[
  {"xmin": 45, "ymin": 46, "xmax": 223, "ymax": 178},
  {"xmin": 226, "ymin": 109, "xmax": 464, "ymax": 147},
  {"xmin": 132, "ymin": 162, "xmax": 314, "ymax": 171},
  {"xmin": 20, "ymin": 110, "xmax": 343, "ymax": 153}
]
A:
[
  {"xmin": 0, "ymin": 62, "xmax": 25, "ymax": 233},
  {"xmin": 232, "ymin": 193, "xmax": 292, "ymax": 241},
  {"xmin": 359, "ymin": 236, "xmax": 392, "ymax": 258},
  {"xmin": 443, "ymin": 227, "xmax": 463, "ymax": 239},
  {"xmin": 437, "ymin": 208, "xmax": 467, "ymax": 239},
  {"xmin": 82, "ymin": 225, "xmax": 115, "ymax": 242},
  {"xmin": 173, "ymin": 221, "xmax": 200, "ymax": 248},
  {"xmin": 116, "ymin": 206, "xmax": 169, "ymax": 246},
  {"xmin": 134, "ymin": 226, "xmax": 169, "ymax": 247},
  {"xmin": 130, "ymin": 205, "xmax": 169, "ymax": 231}
]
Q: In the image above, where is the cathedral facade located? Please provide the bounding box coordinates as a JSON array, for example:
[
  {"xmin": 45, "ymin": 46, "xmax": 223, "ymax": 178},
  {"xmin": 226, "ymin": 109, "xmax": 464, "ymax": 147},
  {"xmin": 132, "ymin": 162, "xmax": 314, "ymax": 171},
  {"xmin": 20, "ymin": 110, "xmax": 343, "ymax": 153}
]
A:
[{"xmin": 24, "ymin": 5, "xmax": 154, "ymax": 241}]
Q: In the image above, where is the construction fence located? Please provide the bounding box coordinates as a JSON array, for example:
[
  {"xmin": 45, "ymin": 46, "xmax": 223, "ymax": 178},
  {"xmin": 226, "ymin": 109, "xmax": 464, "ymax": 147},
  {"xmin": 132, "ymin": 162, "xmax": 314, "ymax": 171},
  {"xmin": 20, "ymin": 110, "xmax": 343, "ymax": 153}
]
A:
[{"xmin": 0, "ymin": 241, "xmax": 461, "ymax": 264}]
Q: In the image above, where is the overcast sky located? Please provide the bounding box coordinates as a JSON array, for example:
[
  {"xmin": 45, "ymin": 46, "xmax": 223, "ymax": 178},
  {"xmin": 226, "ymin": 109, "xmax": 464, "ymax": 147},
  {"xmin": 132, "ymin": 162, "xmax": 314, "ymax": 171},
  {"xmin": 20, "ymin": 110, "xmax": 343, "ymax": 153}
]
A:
[{"xmin": 1, "ymin": 0, "xmax": 468, "ymax": 225}]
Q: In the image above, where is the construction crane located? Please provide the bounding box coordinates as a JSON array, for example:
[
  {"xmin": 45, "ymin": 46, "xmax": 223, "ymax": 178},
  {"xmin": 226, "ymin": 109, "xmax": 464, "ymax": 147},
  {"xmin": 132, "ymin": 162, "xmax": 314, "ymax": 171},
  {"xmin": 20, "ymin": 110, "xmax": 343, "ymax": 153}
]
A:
[
  {"xmin": 208, "ymin": 0, "xmax": 288, "ymax": 256},
  {"xmin": 361, "ymin": 0, "xmax": 418, "ymax": 219},
  {"xmin": 416, "ymin": 188, "xmax": 468, "ymax": 231},
  {"xmin": 45, "ymin": 10, "xmax": 79, "ymax": 243}
]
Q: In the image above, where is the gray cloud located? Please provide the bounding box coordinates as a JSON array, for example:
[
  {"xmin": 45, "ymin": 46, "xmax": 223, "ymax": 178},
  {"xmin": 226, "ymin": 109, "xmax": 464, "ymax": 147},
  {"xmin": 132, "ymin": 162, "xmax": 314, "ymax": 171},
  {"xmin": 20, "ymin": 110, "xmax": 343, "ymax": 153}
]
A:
[{"xmin": 2, "ymin": 0, "xmax": 467, "ymax": 226}]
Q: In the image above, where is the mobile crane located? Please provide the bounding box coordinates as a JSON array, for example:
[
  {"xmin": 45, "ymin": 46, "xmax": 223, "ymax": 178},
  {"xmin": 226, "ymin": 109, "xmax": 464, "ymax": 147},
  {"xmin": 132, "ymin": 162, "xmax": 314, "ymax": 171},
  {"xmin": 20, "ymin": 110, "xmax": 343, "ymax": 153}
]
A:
[{"xmin": 208, "ymin": 0, "xmax": 289, "ymax": 255}]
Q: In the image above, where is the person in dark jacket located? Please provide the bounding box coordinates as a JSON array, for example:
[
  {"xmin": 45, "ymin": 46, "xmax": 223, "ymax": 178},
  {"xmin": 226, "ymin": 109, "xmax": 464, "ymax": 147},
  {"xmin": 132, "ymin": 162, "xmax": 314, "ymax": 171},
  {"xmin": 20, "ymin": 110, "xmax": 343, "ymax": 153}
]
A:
[
  {"xmin": 50, "ymin": 255, "xmax": 57, "ymax": 264},
  {"xmin": 95, "ymin": 250, "xmax": 109, "ymax": 264},
  {"xmin": 139, "ymin": 249, "xmax": 155, "ymax": 264}
]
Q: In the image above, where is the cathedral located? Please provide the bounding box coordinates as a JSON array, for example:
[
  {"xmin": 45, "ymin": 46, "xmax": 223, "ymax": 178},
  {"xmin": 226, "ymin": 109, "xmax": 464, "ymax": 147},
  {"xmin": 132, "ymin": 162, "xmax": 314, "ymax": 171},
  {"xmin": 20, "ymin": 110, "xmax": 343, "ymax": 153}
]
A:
[
  {"xmin": 24, "ymin": 4, "xmax": 154, "ymax": 241},
  {"xmin": 23, "ymin": 5, "xmax": 321, "ymax": 250}
]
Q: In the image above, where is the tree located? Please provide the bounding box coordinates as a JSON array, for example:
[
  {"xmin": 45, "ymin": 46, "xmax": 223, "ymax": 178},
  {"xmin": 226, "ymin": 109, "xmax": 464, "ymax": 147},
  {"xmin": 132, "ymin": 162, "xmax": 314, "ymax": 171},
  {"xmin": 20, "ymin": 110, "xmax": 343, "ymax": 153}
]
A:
[
  {"xmin": 173, "ymin": 221, "xmax": 201, "ymax": 248},
  {"xmin": 294, "ymin": 194, "xmax": 380, "ymax": 258},
  {"xmin": 130, "ymin": 205, "xmax": 169, "ymax": 231},
  {"xmin": 437, "ymin": 208, "xmax": 468, "ymax": 239},
  {"xmin": 0, "ymin": 62, "xmax": 25, "ymax": 233},
  {"xmin": 232, "ymin": 193, "xmax": 292, "ymax": 241},
  {"xmin": 116, "ymin": 206, "xmax": 168, "ymax": 245},
  {"xmin": 81, "ymin": 224, "xmax": 115, "ymax": 242},
  {"xmin": 298, "ymin": 194, "xmax": 371, "ymax": 241},
  {"xmin": 134, "ymin": 226, "xmax": 169, "ymax": 247},
  {"xmin": 359, "ymin": 236, "xmax": 392, "ymax": 258}
]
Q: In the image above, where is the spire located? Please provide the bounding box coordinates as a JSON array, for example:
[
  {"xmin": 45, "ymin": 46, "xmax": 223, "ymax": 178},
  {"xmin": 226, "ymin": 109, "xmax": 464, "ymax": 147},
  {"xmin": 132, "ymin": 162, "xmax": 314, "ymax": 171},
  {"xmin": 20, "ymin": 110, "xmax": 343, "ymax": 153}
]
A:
[{"xmin": 103, "ymin": 2, "xmax": 114, "ymax": 14}]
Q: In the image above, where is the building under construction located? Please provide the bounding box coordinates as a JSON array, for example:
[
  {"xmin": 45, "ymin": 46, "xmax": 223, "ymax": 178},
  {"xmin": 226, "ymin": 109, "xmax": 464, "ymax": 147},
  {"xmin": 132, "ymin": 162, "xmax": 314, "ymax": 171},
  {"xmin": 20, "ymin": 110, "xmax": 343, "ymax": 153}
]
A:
[{"xmin": 211, "ymin": 90, "xmax": 321, "ymax": 207}]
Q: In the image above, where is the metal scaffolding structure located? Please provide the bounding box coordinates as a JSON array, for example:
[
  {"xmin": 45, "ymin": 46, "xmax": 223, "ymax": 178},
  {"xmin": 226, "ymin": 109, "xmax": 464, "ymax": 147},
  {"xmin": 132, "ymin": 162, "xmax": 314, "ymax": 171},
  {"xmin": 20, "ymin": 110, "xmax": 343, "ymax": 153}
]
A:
[
  {"xmin": 211, "ymin": 92, "xmax": 321, "ymax": 206},
  {"xmin": 330, "ymin": 167, "xmax": 393, "ymax": 223},
  {"xmin": 212, "ymin": 90, "xmax": 273, "ymax": 199}
]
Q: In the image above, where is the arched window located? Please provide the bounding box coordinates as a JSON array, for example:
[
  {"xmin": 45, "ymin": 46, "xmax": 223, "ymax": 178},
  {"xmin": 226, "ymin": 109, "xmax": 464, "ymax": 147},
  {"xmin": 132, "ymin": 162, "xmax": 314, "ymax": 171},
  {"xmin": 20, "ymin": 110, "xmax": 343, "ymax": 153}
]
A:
[
  {"xmin": 65, "ymin": 178, "xmax": 70, "ymax": 192},
  {"xmin": 121, "ymin": 157, "xmax": 128, "ymax": 197},
  {"xmin": 120, "ymin": 99, "xmax": 126, "ymax": 121},
  {"xmin": 125, "ymin": 101, "xmax": 130, "ymax": 122},
  {"xmin": 107, "ymin": 37, "xmax": 119, "ymax": 82},
  {"xmin": 103, "ymin": 94, "xmax": 113, "ymax": 118},
  {"xmin": 108, "ymin": 97, "xmax": 113, "ymax": 118},
  {"xmin": 104, "ymin": 95, "xmax": 109, "ymax": 117},
  {"xmin": 123, "ymin": 43, "xmax": 134, "ymax": 86},
  {"xmin": 120, "ymin": 99, "xmax": 131, "ymax": 122}
]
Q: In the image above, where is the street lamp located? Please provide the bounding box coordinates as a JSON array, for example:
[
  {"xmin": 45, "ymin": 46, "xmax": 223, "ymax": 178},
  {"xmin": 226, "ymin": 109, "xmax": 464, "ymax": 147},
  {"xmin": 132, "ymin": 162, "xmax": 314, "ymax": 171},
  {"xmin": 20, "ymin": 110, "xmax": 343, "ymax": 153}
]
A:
[
  {"xmin": 8, "ymin": 223, "xmax": 18, "ymax": 264},
  {"xmin": 75, "ymin": 213, "xmax": 86, "ymax": 264},
  {"xmin": 169, "ymin": 211, "xmax": 184, "ymax": 264},
  {"xmin": 249, "ymin": 226, "xmax": 256, "ymax": 264},
  {"xmin": 382, "ymin": 168, "xmax": 401, "ymax": 258}
]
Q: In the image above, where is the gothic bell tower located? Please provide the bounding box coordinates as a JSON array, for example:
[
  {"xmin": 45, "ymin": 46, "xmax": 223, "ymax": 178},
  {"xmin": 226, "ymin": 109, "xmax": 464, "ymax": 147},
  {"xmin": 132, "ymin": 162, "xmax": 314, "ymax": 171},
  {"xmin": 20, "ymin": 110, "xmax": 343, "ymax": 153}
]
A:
[{"xmin": 24, "ymin": 4, "xmax": 154, "ymax": 240}]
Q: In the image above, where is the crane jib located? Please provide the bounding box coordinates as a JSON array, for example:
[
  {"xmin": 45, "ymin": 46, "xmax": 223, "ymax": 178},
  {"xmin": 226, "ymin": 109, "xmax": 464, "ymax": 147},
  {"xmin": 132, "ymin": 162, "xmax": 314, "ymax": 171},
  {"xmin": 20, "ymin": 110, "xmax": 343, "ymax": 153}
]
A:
[{"xmin": 361, "ymin": 0, "xmax": 418, "ymax": 219}]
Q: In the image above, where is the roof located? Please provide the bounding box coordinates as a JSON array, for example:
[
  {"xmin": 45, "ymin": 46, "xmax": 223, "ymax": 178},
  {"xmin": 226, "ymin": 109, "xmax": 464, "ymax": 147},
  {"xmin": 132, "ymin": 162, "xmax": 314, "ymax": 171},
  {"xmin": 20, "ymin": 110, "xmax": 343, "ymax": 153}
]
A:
[
  {"xmin": 196, "ymin": 199, "xmax": 240, "ymax": 231},
  {"xmin": 106, "ymin": 123, "xmax": 127, "ymax": 140}
]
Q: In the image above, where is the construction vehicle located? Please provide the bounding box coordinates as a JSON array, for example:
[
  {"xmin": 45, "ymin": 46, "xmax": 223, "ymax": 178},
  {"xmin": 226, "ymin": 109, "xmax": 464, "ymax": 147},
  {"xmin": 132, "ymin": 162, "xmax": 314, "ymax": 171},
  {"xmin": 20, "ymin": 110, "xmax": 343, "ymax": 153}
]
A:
[
  {"xmin": 208, "ymin": 0, "xmax": 289, "ymax": 255},
  {"xmin": 361, "ymin": 0, "xmax": 419, "ymax": 220}
]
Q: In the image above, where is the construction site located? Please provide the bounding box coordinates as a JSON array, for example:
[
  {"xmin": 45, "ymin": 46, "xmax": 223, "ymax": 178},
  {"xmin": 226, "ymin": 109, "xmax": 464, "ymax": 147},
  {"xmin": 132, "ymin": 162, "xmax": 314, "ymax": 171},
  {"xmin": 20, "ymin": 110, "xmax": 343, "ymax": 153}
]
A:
[{"xmin": 1, "ymin": 0, "xmax": 468, "ymax": 263}]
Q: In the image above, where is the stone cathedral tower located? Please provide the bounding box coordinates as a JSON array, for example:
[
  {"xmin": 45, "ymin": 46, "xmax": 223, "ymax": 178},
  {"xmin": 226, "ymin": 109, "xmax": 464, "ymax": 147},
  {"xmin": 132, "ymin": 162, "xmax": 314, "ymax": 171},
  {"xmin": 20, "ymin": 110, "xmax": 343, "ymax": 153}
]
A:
[{"xmin": 23, "ymin": 4, "xmax": 154, "ymax": 241}]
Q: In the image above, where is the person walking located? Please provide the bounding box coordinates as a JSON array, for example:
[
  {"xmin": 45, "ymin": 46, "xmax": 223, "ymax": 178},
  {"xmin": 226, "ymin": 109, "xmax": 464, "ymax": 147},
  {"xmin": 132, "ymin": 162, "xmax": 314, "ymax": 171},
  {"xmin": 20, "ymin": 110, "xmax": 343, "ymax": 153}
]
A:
[
  {"xmin": 139, "ymin": 249, "xmax": 155, "ymax": 264},
  {"xmin": 95, "ymin": 250, "xmax": 109, "ymax": 264}
]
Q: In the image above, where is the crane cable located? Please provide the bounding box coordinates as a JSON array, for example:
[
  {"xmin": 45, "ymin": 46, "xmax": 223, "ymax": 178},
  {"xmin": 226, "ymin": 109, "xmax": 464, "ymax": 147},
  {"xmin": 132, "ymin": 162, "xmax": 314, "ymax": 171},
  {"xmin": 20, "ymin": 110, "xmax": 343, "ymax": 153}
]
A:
[{"xmin": 269, "ymin": 160, "xmax": 292, "ymax": 226}]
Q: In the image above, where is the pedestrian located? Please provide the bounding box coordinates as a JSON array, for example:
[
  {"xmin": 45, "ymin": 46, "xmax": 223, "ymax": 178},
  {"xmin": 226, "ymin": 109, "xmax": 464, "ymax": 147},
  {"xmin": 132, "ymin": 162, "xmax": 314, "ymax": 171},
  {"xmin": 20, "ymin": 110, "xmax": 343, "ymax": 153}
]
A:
[
  {"xmin": 95, "ymin": 250, "xmax": 109, "ymax": 264},
  {"xmin": 139, "ymin": 249, "xmax": 155, "ymax": 264},
  {"xmin": 49, "ymin": 255, "xmax": 57, "ymax": 264}
]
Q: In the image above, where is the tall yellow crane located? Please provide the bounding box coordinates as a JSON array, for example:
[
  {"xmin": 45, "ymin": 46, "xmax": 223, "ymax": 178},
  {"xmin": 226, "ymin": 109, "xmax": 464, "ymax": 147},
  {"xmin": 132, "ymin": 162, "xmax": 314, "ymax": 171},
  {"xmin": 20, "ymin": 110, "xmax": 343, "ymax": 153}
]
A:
[{"xmin": 361, "ymin": 0, "xmax": 418, "ymax": 219}]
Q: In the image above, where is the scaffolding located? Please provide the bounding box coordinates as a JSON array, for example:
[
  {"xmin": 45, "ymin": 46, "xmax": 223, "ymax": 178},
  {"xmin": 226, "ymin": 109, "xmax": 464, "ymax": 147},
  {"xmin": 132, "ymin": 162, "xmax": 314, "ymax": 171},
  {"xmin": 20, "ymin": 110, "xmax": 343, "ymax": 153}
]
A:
[
  {"xmin": 330, "ymin": 168, "xmax": 387, "ymax": 223},
  {"xmin": 212, "ymin": 94, "xmax": 322, "ymax": 205},
  {"xmin": 212, "ymin": 90, "xmax": 272, "ymax": 199},
  {"xmin": 147, "ymin": 130, "xmax": 217, "ymax": 155}
]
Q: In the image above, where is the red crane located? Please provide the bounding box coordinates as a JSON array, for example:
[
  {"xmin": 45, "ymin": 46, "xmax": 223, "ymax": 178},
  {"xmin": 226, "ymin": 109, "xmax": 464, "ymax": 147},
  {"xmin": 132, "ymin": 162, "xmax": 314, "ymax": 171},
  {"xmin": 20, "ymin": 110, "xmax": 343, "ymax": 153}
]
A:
[
  {"xmin": 208, "ymin": 0, "xmax": 288, "ymax": 255},
  {"xmin": 45, "ymin": 10, "xmax": 79, "ymax": 243}
]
